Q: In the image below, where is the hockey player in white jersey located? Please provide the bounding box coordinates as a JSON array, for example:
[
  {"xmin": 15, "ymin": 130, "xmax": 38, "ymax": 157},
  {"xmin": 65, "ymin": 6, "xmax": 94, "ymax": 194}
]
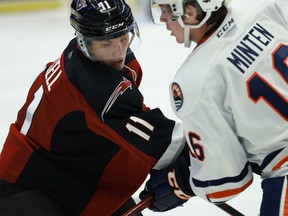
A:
[{"xmin": 140, "ymin": 0, "xmax": 288, "ymax": 215}]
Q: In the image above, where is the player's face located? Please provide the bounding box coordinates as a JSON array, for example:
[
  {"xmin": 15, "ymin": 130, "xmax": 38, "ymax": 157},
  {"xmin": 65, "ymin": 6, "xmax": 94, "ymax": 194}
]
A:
[
  {"xmin": 89, "ymin": 33, "xmax": 130, "ymax": 70},
  {"xmin": 159, "ymin": 4, "xmax": 185, "ymax": 44}
]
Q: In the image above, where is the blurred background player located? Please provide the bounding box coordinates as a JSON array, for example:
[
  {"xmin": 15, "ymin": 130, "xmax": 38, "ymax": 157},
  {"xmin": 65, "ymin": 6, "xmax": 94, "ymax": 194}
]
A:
[
  {"xmin": 140, "ymin": 0, "xmax": 288, "ymax": 215},
  {"xmin": 0, "ymin": 0, "xmax": 186, "ymax": 215}
]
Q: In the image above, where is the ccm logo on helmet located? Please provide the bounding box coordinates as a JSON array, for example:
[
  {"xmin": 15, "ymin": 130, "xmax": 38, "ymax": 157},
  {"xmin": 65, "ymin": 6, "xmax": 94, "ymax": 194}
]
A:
[{"xmin": 105, "ymin": 22, "xmax": 124, "ymax": 32}]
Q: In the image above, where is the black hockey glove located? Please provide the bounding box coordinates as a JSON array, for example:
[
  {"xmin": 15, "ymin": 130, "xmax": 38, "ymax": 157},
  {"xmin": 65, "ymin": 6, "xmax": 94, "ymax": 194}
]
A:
[{"xmin": 139, "ymin": 150, "xmax": 195, "ymax": 212}]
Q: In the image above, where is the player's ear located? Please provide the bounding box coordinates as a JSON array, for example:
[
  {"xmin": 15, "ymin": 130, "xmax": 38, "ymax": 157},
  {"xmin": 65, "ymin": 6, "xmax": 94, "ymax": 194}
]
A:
[{"xmin": 182, "ymin": 4, "xmax": 198, "ymax": 24}]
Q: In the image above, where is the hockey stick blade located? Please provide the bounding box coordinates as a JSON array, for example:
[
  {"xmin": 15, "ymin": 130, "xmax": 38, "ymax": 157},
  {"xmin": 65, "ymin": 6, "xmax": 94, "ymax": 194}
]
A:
[{"xmin": 122, "ymin": 195, "xmax": 154, "ymax": 216}]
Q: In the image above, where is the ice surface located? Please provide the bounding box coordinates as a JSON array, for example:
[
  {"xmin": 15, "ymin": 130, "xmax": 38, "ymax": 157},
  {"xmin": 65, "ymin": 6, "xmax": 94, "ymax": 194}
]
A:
[{"xmin": 0, "ymin": 5, "xmax": 261, "ymax": 215}]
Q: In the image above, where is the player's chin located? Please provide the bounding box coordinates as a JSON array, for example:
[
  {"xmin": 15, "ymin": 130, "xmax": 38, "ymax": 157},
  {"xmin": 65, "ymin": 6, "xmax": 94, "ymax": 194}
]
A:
[
  {"xmin": 175, "ymin": 37, "xmax": 184, "ymax": 44},
  {"xmin": 170, "ymin": 33, "xmax": 183, "ymax": 44},
  {"xmin": 109, "ymin": 59, "xmax": 125, "ymax": 70}
]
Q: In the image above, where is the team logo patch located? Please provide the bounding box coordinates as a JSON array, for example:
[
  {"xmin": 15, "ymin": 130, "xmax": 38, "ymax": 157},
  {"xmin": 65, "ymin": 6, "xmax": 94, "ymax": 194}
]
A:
[
  {"xmin": 101, "ymin": 77, "xmax": 132, "ymax": 120},
  {"xmin": 171, "ymin": 82, "xmax": 183, "ymax": 111},
  {"xmin": 76, "ymin": 0, "xmax": 87, "ymax": 11}
]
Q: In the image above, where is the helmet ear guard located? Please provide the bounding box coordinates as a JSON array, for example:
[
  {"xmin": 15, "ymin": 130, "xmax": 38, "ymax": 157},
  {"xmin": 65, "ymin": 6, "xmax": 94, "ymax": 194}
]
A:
[
  {"xmin": 196, "ymin": 0, "xmax": 224, "ymax": 13},
  {"xmin": 150, "ymin": 0, "xmax": 184, "ymax": 24},
  {"xmin": 75, "ymin": 32, "xmax": 93, "ymax": 60}
]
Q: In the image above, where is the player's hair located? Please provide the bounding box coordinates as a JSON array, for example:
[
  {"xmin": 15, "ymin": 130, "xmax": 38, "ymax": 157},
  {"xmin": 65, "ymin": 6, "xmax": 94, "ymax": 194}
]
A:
[{"xmin": 185, "ymin": 1, "xmax": 227, "ymax": 25}]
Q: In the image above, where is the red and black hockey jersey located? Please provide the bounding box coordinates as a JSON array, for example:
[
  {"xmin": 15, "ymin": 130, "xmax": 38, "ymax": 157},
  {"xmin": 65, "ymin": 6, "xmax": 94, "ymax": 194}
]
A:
[{"xmin": 0, "ymin": 38, "xmax": 184, "ymax": 215}]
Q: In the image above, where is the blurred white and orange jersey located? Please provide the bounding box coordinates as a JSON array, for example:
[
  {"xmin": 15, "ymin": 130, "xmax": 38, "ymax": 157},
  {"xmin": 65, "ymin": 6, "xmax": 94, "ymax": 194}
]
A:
[{"xmin": 169, "ymin": 0, "xmax": 288, "ymax": 203}]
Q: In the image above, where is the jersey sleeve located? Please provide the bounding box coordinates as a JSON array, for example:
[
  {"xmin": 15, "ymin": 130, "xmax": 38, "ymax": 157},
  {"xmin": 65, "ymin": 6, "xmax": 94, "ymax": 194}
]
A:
[
  {"xmin": 105, "ymin": 108, "xmax": 185, "ymax": 170},
  {"xmin": 183, "ymin": 101, "xmax": 253, "ymax": 203}
]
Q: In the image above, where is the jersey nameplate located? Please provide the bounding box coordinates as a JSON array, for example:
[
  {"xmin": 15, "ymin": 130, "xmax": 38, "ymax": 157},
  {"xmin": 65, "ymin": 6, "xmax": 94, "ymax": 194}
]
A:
[{"xmin": 227, "ymin": 23, "xmax": 275, "ymax": 74}]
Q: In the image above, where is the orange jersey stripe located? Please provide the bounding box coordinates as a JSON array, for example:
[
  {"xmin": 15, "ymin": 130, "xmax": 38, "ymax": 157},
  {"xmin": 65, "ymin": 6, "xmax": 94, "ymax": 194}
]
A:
[
  {"xmin": 272, "ymin": 156, "xmax": 288, "ymax": 171},
  {"xmin": 207, "ymin": 179, "xmax": 253, "ymax": 199}
]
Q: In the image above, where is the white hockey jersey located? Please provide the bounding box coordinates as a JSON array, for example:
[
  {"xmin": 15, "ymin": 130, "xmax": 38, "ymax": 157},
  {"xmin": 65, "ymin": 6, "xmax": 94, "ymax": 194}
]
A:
[{"xmin": 169, "ymin": 0, "xmax": 288, "ymax": 203}]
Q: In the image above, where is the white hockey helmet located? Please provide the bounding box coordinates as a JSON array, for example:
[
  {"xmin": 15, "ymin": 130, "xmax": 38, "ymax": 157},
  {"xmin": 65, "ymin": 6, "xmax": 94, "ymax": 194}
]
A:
[
  {"xmin": 151, "ymin": 0, "xmax": 224, "ymax": 47},
  {"xmin": 151, "ymin": 0, "xmax": 224, "ymax": 26},
  {"xmin": 196, "ymin": 0, "xmax": 224, "ymax": 13}
]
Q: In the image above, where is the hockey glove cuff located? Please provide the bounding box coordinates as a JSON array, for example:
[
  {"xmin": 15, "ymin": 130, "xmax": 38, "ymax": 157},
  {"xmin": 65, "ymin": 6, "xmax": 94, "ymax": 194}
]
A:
[{"xmin": 139, "ymin": 153, "xmax": 194, "ymax": 212}]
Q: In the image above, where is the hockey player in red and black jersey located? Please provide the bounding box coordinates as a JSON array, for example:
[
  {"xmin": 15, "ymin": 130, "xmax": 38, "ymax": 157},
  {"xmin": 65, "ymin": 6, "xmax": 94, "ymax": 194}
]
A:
[{"xmin": 0, "ymin": 0, "xmax": 186, "ymax": 215}]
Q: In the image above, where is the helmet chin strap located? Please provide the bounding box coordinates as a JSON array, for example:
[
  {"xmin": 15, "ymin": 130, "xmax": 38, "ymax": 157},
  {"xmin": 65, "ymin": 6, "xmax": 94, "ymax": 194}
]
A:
[{"xmin": 184, "ymin": 26, "xmax": 191, "ymax": 48}]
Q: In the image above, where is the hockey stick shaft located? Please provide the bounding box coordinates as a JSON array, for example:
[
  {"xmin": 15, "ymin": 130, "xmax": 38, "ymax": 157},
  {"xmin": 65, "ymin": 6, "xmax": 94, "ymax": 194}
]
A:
[
  {"xmin": 123, "ymin": 195, "xmax": 244, "ymax": 216},
  {"xmin": 216, "ymin": 203, "xmax": 244, "ymax": 216},
  {"xmin": 122, "ymin": 195, "xmax": 154, "ymax": 216}
]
